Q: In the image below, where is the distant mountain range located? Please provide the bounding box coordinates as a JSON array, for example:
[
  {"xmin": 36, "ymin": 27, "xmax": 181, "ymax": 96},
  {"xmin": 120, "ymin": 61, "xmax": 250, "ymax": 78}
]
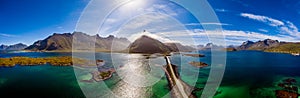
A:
[
  {"xmin": 23, "ymin": 32, "xmax": 196, "ymax": 53},
  {"xmin": 6, "ymin": 31, "xmax": 298, "ymax": 54},
  {"xmin": 0, "ymin": 43, "xmax": 27, "ymax": 50},
  {"xmin": 197, "ymin": 43, "xmax": 224, "ymax": 50},
  {"xmin": 25, "ymin": 32, "xmax": 131, "ymax": 52},
  {"xmin": 194, "ymin": 39, "xmax": 300, "ymax": 54},
  {"xmin": 236, "ymin": 39, "xmax": 281, "ymax": 50},
  {"xmin": 235, "ymin": 39, "xmax": 300, "ymax": 54}
]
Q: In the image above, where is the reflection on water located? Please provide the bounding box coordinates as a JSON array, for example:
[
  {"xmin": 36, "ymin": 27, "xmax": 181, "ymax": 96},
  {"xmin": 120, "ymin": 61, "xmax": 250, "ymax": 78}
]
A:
[{"xmin": 111, "ymin": 54, "xmax": 165, "ymax": 98}]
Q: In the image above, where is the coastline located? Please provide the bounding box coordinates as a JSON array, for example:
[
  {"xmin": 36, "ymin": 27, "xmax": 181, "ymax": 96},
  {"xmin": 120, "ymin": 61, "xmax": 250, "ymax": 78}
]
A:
[{"xmin": 264, "ymin": 50, "xmax": 300, "ymax": 56}]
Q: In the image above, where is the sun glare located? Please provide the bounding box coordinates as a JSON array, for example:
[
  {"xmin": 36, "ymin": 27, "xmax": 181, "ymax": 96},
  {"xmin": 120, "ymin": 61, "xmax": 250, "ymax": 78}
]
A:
[{"xmin": 122, "ymin": 0, "xmax": 146, "ymax": 11}]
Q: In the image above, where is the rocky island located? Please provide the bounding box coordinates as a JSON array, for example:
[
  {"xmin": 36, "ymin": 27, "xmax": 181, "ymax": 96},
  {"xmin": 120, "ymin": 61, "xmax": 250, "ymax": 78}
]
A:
[
  {"xmin": 91, "ymin": 68, "xmax": 116, "ymax": 82},
  {"xmin": 189, "ymin": 61, "xmax": 209, "ymax": 68}
]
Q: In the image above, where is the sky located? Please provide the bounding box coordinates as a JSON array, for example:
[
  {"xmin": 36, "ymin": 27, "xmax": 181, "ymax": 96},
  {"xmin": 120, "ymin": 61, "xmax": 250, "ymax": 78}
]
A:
[
  {"xmin": 0, "ymin": 0, "xmax": 89, "ymax": 45},
  {"xmin": 0, "ymin": 0, "xmax": 300, "ymax": 45}
]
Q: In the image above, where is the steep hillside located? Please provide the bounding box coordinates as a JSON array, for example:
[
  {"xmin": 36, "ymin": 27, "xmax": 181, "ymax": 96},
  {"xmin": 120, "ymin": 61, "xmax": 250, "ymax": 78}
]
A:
[{"xmin": 127, "ymin": 35, "xmax": 171, "ymax": 54}]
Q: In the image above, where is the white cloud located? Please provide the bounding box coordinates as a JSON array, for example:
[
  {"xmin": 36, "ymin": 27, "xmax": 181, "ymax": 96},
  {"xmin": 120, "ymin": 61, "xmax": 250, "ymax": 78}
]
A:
[
  {"xmin": 186, "ymin": 23, "xmax": 231, "ymax": 26},
  {"xmin": 258, "ymin": 29, "xmax": 268, "ymax": 32},
  {"xmin": 282, "ymin": 21, "xmax": 300, "ymax": 37},
  {"xmin": 215, "ymin": 9, "xmax": 229, "ymax": 12},
  {"xmin": 0, "ymin": 33, "xmax": 14, "ymax": 37},
  {"xmin": 115, "ymin": 13, "xmax": 188, "ymax": 37},
  {"xmin": 137, "ymin": 3, "xmax": 180, "ymax": 16},
  {"xmin": 99, "ymin": 3, "xmax": 182, "ymax": 36},
  {"xmin": 241, "ymin": 13, "xmax": 300, "ymax": 39},
  {"xmin": 240, "ymin": 13, "xmax": 284, "ymax": 26},
  {"xmin": 158, "ymin": 29, "xmax": 300, "ymax": 45}
]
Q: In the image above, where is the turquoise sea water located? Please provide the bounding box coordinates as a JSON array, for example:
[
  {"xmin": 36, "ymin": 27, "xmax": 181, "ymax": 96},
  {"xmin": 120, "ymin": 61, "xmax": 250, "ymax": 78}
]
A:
[{"xmin": 0, "ymin": 51, "xmax": 299, "ymax": 98}]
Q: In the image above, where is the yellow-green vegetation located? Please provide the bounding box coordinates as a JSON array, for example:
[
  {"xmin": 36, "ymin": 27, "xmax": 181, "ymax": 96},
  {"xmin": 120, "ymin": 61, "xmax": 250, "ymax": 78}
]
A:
[
  {"xmin": 92, "ymin": 69, "xmax": 115, "ymax": 81},
  {"xmin": 99, "ymin": 71, "xmax": 112, "ymax": 79},
  {"xmin": 0, "ymin": 56, "xmax": 74, "ymax": 67},
  {"xmin": 265, "ymin": 43, "xmax": 300, "ymax": 54}
]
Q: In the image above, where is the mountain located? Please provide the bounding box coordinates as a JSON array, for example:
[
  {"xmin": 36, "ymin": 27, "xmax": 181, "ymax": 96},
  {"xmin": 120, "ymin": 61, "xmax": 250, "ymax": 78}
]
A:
[
  {"xmin": 237, "ymin": 39, "xmax": 280, "ymax": 50},
  {"xmin": 237, "ymin": 41, "xmax": 255, "ymax": 50},
  {"xmin": 95, "ymin": 35, "xmax": 130, "ymax": 51},
  {"xmin": 198, "ymin": 43, "xmax": 224, "ymax": 50},
  {"xmin": 0, "ymin": 45, "xmax": 8, "ymax": 50},
  {"xmin": 73, "ymin": 32, "xmax": 130, "ymax": 51},
  {"xmin": 25, "ymin": 32, "xmax": 130, "ymax": 52},
  {"xmin": 0, "ymin": 43, "xmax": 27, "ymax": 50},
  {"xmin": 164, "ymin": 43, "xmax": 196, "ymax": 52},
  {"xmin": 127, "ymin": 35, "xmax": 171, "ymax": 54},
  {"xmin": 196, "ymin": 45, "xmax": 204, "ymax": 50},
  {"xmin": 235, "ymin": 39, "xmax": 300, "ymax": 54},
  {"xmin": 25, "ymin": 33, "xmax": 73, "ymax": 51}
]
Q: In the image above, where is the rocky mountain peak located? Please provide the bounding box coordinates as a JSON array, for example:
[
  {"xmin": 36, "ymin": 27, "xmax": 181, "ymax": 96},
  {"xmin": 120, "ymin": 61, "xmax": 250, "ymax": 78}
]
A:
[{"xmin": 128, "ymin": 35, "xmax": 171, "ymax": 54}]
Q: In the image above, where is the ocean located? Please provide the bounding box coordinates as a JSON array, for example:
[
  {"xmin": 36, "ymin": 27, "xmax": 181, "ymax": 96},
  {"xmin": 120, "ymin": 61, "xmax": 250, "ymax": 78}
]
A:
[{"xmin": 0, "ymin": 51, "xmax": 299, "ymax": 98}]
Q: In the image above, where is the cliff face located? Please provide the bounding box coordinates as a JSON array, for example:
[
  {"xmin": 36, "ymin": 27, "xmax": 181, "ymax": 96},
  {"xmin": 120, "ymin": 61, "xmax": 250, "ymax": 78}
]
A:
[
  {"xmin": 25, "ymin": 32, "xmax": 131, "ymax": 51},
  {"xmin": 0, "ymin": 43, "xmax": 27, "ymax": 50}
]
